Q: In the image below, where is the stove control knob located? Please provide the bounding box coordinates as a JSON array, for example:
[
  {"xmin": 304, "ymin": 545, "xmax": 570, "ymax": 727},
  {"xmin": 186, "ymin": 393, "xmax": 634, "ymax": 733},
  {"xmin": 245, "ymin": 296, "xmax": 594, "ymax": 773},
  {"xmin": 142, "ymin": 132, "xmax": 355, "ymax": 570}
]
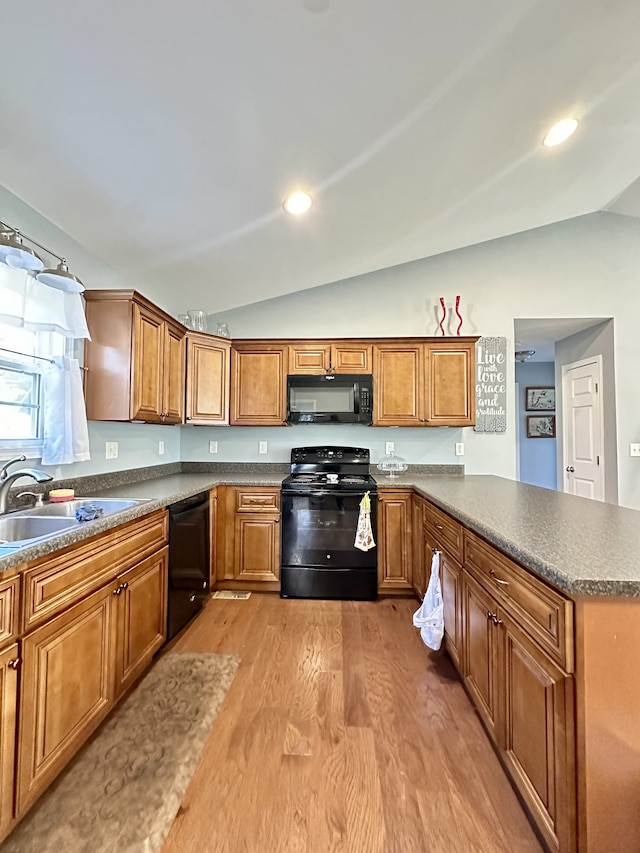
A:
[{"xmin": 326, "ymin": 554, "xmax": 331, "ymax": 560}]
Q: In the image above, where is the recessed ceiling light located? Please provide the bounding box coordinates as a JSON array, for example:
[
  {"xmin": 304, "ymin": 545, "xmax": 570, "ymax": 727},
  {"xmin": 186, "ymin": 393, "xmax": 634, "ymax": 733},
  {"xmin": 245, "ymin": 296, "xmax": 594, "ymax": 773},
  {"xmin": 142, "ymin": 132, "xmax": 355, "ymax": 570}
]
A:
[
  {"xmin": 283, "ymin": 190, "xmax": 313, "ymax": 215},
  {"xmin": 543, "ymin": 118, "xmax": 579, "ymax": 147}
]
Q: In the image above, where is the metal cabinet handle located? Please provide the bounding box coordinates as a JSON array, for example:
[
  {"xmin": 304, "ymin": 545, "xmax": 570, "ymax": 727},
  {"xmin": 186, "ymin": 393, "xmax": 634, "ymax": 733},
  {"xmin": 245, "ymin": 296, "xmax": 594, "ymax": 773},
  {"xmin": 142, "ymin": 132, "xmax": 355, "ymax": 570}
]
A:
[
  {"xmin": 435, "ymin": 524, "xmax": 444, "ymax": 531},
  {"xmin": 566, "ymin": 466, "xmax": 575, "ymax": 473},
  {"xmin": 113, "ymin": 587, "xmax": 122, "ymax": 595},
  {"xmin": 121, "ymin": 582, "xmax": 128, "ymax": 590},
  {"xmin": 489, "ymin": 569, "xmax": 509, "ymax": 587},
  {"xmin": 8, "ymin": 658, "xmax": 20, "ymax": 670}
]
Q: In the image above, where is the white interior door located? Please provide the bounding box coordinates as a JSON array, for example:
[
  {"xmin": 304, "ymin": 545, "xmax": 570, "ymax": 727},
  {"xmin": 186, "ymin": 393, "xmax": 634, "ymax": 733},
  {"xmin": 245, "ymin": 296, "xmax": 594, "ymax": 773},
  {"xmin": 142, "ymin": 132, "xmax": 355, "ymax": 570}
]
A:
[{"xmin": 561, "ymin": 356, "xmax": 604, "ymax": 501}]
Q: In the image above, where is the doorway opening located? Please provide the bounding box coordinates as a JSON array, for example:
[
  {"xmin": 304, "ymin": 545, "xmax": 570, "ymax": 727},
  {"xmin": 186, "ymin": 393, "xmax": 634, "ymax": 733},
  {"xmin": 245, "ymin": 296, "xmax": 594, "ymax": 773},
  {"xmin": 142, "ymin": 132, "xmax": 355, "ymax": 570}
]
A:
[{"xmin": 513, "ymin": 318, "xmax": 618, "ymax": 504}]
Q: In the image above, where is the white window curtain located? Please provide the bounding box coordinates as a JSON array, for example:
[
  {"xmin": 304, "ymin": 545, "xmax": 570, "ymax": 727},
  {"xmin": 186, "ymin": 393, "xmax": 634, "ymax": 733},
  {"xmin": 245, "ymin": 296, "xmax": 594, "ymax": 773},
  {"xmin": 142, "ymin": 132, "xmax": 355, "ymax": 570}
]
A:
[{"xmin": 0, "ymin": 265, "xmax": 91, "ymax": 464}]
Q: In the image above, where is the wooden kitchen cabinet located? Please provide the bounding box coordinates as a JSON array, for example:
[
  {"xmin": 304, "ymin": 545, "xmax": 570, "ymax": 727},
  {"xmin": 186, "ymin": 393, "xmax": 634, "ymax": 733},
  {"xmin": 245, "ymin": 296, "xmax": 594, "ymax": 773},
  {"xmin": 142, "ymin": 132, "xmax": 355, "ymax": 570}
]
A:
[
  {"xmin": 216, "ymin": 487, "xmax": 281, "ymax": 589},
  {"xmin": 422, "ymin": 525, "xmax": 463, "ymax": 671},
  {"xmin": 462, "ymin": 563, "xmax": 575, "ymax": 853},
  {"xmin": 377, "ymin": 489, "xmax": 413, "ymax": 592},
  {"xmin": 15, "ymin": 512, "xmax": 169, "ymax": 820},
  {"xmin": 84, "ymin": 290, "xmax": 186, "ymax": 424},
  {"xmin": 411, "ymin": 495, "xmax": 427, "ymax": 599},
  {"xmin": 185, "ymin": 332, "xmax": 231, "ymax": 425},
  {"xmin": 114, "ymin": 548, "xmax": 168, "ymax": 697},
  {"xmin": 230, "ymin": 343, "xmax": 288, "ymax": 426},
  {"xmin": 288, "ymin": 341, "xmax": 372, "ymax": 374},
  {"xmin": 16, "ymin": 583, "xmax": 115, "ymax": 815},
  {"xmin": 0, "ymin": 643, "xmax": 19, "ymax": 840},
  {"xmin": 373, "ymin": 338, "xmax": 477, "ymax": 427}
]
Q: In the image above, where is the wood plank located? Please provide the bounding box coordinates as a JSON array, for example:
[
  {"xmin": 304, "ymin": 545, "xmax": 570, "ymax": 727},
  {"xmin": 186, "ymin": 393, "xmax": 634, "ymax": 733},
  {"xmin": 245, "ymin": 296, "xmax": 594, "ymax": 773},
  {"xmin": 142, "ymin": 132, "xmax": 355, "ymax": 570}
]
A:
[{"xmin": 162, "ymin": 595, "xmax": 543, "ymax": 853}]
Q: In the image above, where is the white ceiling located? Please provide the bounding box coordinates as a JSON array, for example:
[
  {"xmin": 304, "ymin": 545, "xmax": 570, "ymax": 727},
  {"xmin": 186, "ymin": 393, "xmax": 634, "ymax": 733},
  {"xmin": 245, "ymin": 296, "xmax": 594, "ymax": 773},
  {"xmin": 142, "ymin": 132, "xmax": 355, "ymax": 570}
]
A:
[
  {"xmin": 2, "ymin": 1, "xmax": 640, "ymax": 315},
  {"xmin": 514, "ymin": 317, "xmax": 607, "ymax": 361}
]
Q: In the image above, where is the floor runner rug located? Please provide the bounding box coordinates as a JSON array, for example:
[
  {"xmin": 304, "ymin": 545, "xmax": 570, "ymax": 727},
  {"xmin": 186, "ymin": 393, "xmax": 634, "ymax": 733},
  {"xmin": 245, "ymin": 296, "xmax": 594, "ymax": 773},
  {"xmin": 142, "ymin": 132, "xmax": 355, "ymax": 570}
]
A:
[{"xmin": 3, "ymin": 651, "xmax": 240, "ymax": 853}]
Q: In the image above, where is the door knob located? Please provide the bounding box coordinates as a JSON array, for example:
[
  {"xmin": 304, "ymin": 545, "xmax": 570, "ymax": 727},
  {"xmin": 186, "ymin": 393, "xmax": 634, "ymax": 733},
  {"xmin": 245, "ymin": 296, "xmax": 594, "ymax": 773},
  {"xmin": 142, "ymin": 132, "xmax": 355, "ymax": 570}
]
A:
[{"xmin": 566, "ymin": 466, "xmax": 575, "ymax": 473}]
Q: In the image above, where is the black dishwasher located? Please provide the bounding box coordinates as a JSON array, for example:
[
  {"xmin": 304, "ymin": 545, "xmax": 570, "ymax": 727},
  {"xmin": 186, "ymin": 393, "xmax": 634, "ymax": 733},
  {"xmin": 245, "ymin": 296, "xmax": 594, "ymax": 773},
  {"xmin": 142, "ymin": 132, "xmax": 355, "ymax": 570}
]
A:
[{"xmin": 167, "ymin": 492, "xmax": 210, "ymax": 640}]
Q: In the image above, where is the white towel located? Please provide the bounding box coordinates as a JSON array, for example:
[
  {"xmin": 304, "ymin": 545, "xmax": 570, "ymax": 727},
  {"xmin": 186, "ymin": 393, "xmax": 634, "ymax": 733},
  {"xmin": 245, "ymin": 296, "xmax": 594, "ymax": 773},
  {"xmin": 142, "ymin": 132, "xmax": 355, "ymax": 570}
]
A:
[{"xmin": 413, "ymin": 551, "xmax": 444, "ymax": 650}]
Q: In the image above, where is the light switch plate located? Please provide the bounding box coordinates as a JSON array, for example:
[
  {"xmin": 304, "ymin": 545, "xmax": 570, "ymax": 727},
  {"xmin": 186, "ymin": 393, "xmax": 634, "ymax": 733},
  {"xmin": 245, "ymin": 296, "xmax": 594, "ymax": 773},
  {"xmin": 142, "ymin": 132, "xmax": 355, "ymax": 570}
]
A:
[
  {"xmin": 259, "ymin": 441, "xmax": 268, "ymax": 454},
  {"xmin": 385, "ymin": 441, "xmax": 395, "ymax": 455},
  {"xmin": 158, "ymin": 440, "xmax": 165, "ymax": 456},
  {"xmin": 630, "ymin": 443, "xmax": 640, "ymax": 457},
  {"xmin": 209, "ymin": 441, "xmax": 218, "ymax": 454},
  {"xmin": 105, "ymin": 441, "xmax": 118, "ymax": 460}
]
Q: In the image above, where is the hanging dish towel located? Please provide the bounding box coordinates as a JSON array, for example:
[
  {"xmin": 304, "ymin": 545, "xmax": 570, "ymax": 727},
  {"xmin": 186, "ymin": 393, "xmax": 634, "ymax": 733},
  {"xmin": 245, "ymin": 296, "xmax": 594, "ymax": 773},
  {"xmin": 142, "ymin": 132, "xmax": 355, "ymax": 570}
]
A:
[
  {"xmin": 413, "ymin": 550, "xmax": 444, "ymax": 650},
  {"xmin": 354, "ymin": 491, "xmax": 376, "ymax": 551}
]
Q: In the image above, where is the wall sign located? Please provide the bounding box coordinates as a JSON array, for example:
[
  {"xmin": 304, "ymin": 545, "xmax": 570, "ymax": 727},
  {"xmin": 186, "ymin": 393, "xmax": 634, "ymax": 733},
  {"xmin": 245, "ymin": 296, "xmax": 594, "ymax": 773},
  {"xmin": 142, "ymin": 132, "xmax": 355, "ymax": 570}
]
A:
[{"xmin": 474, "ymin": 336, "xmax": 507, "ymax": 432}]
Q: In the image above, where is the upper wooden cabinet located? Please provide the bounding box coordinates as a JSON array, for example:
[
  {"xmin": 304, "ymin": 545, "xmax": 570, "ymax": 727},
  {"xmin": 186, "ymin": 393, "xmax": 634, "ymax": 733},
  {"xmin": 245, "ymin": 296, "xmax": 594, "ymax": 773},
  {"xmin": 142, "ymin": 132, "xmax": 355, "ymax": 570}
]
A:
[
  {"xmin": 185, "ymin": 333, "xmax": 231, "ymax": 425},
  {"xmin": 288, "ymin": 341, "xmax": 372, "ymax": 374},
  {"xmin": 373, "ymin": 338, "xmax": 477, "ymax": 427},
  {"xmin": 84, "ymin": 290, "xmax": 186, "ymax": 424},
  {"xmin": 230, "ymin": 342, "xmax": 288, "ymax": 426}
]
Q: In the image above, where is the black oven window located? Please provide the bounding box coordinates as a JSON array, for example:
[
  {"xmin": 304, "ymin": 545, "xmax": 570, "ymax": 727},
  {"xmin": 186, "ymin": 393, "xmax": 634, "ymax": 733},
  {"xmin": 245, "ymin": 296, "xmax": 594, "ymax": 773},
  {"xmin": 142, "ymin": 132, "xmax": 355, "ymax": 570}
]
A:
[{"xmin": 289, "ymin": 385, "xmax": 355, "ymax": 414}]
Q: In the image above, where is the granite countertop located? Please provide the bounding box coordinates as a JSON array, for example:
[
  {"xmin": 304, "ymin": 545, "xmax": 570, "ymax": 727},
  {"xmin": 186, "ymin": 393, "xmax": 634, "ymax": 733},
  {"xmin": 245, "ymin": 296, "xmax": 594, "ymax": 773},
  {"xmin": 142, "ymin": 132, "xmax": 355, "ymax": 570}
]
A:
[
  {"xmin": 375, "ymin": 474, "xmax": 640, "ymax": 598},
  {"xmin": 1, "ymin": 469, "xmax": 639, "ymax": 598}
]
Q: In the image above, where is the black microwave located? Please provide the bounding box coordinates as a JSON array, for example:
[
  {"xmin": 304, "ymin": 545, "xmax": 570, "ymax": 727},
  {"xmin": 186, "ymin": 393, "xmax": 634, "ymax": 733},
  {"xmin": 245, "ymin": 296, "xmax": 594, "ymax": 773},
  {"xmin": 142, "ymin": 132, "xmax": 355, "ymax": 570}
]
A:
[{"xmin": 287, "ymin": 374, "xmax": 373, "ymax": 425}]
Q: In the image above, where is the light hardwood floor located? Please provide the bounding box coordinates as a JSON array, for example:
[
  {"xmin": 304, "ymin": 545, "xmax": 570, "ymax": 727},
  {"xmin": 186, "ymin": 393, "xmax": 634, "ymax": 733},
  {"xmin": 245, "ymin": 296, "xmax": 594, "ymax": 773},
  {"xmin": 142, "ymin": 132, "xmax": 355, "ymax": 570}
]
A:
[{"xmin": 163, "ymin": 594, "xmax": 544, "ymax": 853}]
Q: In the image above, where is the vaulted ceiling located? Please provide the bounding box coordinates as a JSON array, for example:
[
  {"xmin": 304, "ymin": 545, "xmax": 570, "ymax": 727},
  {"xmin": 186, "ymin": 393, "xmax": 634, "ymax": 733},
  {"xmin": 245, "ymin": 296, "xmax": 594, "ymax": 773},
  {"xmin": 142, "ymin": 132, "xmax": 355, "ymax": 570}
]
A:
[{"xmin": 1, "ymin": 0, "xmax": 640, "ymax": 315}]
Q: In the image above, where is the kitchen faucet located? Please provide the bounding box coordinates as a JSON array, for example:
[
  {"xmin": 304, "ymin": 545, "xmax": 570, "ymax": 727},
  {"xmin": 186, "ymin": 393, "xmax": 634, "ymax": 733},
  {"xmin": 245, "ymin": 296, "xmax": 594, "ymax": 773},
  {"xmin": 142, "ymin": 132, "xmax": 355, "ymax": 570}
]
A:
[{"xmin": 0, "ymin": 456, "xmax": 53, "ymax": 515}]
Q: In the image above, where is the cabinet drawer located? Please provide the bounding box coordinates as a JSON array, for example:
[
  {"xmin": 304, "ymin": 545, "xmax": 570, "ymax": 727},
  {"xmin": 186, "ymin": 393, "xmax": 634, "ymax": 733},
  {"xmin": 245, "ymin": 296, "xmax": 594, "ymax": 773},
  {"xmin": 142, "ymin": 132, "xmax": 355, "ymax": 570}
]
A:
[
  {"xmin": 464, "ymin": 531, "xmax": 573, "ymax": 672},
  {"xmin": 22, "ymin": 510, "xmax": 168, "ymax": 633},
  {"xmin": 423, "ymin": 501, "xmax": 464, "ymax": 562},
  {"xmin": 0, "ymin": 578, "xmax": 19, "ymax": 646},
  {"xmin": 235, "ymin": 490, "xmax": 280, "ymax": 512}
]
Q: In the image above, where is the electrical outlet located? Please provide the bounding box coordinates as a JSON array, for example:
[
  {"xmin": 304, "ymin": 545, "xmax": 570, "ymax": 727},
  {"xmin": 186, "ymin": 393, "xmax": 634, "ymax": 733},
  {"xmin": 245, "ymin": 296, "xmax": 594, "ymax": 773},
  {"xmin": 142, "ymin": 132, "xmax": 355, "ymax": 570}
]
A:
[
  {"xmin": 105, "ymin": 441, "xmax": 118, "ymax": 460},
  {"xmin": 385, "ymin": 441, "xmax": 395, "ymax": 455},
  {"xmin": 209, "ymin": 441, "xmax": 218, "ymax": 454},
  {"xmin": 158, "ymin": 440, "xmax": 165, "ymax": 456},
  {"xmin": 259, "ymin": 441, "xmax": 268, "ymax": 454},
  {"xmin": 455, "ymin": 442, "xmax": 465, "ymax": 456},
  {"xmin": 630, "ymin": 443, "xmax": 640, "ymax": 457}
]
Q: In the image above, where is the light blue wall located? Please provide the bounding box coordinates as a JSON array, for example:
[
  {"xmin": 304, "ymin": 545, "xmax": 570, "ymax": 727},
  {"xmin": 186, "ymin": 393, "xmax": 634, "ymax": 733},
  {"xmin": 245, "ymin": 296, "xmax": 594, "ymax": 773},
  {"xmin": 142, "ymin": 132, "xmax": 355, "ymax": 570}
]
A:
[
  {"xmin": 180, "ymin": 423, "xmax": 464, "ymax": 467},
  {"xmin": 516, "ymin": 362, "xmax": 556, "ymax": 490}
]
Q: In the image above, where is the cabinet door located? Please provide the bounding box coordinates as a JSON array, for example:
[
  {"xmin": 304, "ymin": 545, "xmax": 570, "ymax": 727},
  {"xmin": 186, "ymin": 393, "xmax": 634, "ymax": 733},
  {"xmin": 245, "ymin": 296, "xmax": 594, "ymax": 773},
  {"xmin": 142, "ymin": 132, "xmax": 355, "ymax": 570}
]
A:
[
  {"xmin": 231, "ymin": 347, "xmax": 288, "ymax": 425},
  {"xmin": 288, "ymin": 343, "xmax": 330, "ymax": 374},
  {"xmin": 131, "ymin": 303, "xmax": 164, "ymax": 422},
  {"xmin": 440, "ymin": 549, "xmax": 463, "ymax": 672},
  {"xmin": 186, "ymin": 336, "xmax": 230, "ymax": 425},
  {"xmin": 411, "ymin": 496, "xmax": 427, "ymax": 599},
  {"xmin": 331, "ymin": 342, "xmax": 372, "ymax": 373},
  {"xmin": 377, "ymin": 489, "xmax": 412, "ymax": 591},
  {"xmin": 500, "ymin": 612, "xmax": 576, "ymax": 853},
  {"xmin": 373, "ymin": 344, "xmax": 424, "ymax": 426},
  {"xmin": 233, "ymin": 515, "xmax": 280, "ymax": 581},
  {"xmin": 162, "ymin": 323, "xmax": 186, "ymax": 424},
  {"xmin": 462, "ymin": 570, "xmax": 500, "ymax": 740},
  {"xmin": 0, "ymin": 644, "xmax": 18, "ymax": 839},
  {"xmin": 424, "ymin": 340, "xmax": 475, "ymax": 426},
  {"xmin": 16, "ymin": 584, "xmax": 114, "ymax": 815},
  {"xmin": 114, "ymin": 549, "xmax": 168, "ymax": 697}
]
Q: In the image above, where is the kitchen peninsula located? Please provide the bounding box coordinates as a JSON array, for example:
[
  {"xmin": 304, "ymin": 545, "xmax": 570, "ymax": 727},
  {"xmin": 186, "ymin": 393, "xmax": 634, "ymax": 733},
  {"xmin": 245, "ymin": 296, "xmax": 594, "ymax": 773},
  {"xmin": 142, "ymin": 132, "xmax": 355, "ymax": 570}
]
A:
[{"xmin": 0, "ymin": 468, "xmax": 637, "ymax": 852}]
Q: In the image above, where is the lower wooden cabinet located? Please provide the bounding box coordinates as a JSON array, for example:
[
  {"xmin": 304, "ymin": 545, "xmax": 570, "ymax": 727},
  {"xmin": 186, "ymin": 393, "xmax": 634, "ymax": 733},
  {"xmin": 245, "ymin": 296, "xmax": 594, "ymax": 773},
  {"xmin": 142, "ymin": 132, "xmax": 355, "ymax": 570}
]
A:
[
  {"xmin": 462, "ymin": 567, "xmax": 575, "ymax": 853},
  {"xmin": 15, "ymin": 541, "xmax": 168, "ymax": 819},
  {"xmin": 114, "ymin": 549, "xmax": 168, "ymax": 697},
  {"xmin": 0, "ymin": 644, "xmax": 19, "ymax": 839},
  {"xmin": 377, "ymin": 489, "xmax": 413, "ymax": 592},
  {"xmin": 411, "ymin": 496, "xmax": 427, "ymax": 599},
  {"xmin": 216, "ymin": 487, "xmax": 281, "ymax": 589},
  {"xmin": 16, "ymin": 583, "xmax": 115, "ymax": 814}
]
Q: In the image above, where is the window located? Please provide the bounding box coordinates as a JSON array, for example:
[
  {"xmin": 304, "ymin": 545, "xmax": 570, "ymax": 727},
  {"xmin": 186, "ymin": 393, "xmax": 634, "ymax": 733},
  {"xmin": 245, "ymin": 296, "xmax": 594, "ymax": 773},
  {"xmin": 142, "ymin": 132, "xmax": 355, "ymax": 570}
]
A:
[{"xmin": 0, "ymin": 321, "xmax": 65, "ymax": 456}]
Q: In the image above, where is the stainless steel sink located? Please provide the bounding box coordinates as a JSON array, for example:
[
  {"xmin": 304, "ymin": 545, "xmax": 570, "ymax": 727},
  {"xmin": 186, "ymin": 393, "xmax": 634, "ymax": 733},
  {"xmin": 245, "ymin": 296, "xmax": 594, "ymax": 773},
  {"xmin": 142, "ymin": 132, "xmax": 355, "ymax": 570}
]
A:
[
  {"xmin": 0, "ymin": 515, "xmax": 79, "ymax": 546},
  {"xmin": 0, "ymin": 498, "xmax": 152, "ymax": 548},
  {"xmin": 23, "ymin": 498, "xmax": 151, "ymax": 517}
]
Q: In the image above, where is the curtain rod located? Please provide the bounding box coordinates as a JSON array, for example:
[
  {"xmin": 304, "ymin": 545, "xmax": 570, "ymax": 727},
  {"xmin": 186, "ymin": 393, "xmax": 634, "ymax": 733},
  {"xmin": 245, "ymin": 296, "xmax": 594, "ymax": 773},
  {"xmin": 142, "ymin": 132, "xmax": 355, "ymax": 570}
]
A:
[{"xmin": 0, "ymin": 347, "xmax": 89, "ymax": 370}]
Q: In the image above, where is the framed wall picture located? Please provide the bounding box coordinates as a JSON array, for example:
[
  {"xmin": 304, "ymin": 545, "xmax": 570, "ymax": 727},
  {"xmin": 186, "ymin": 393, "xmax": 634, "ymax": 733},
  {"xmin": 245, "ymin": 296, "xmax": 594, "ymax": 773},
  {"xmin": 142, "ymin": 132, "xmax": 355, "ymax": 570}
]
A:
[
  {"xmin": 525, "ymin": 386, "xmax": 555, "ymax": 411},
  {"xmin": 526, "ymin": 415, "xmax": 556, "ymax": 438}
]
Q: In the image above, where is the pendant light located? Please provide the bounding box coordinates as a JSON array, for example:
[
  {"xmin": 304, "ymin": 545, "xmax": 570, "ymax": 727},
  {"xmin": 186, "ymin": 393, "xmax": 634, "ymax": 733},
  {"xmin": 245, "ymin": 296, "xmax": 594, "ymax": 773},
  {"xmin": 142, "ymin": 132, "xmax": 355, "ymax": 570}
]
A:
[
  {"xmin": 0, "ymin": 220, "xmax": 86, "ymax": 291},
  {"xmin": 36, "ymin": 259, "xmax": 85, "ymax": 292},
  {"xmin": 0, "ymin": 230, "xmax": 44, "ymax": 271}
]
